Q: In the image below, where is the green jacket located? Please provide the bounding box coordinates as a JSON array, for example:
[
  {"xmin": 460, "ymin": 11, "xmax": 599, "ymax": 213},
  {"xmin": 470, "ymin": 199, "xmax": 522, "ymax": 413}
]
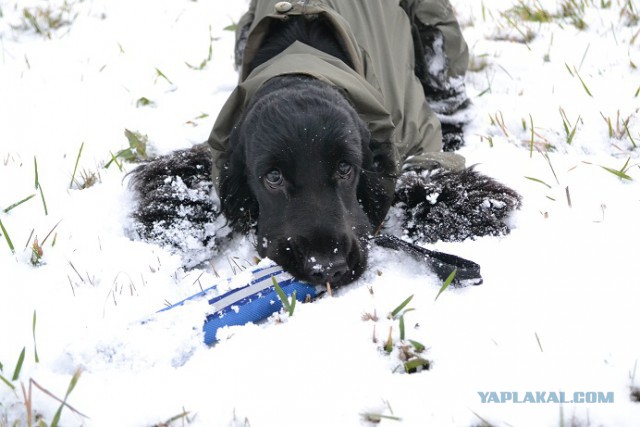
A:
[{"xmin": 208, "ymin": 0, "xmax": 468, "ymax": 187}]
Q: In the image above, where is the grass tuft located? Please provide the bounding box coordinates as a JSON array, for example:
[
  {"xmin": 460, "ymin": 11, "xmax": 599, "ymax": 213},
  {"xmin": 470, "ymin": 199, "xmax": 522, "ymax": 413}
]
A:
[
  {"xmin": 621, "ymin": 0, "xmax": 639, "ymax": 26},
  {"xmin": 560, "ymin": 0, "xmax": 588, "ymax": 30},
  {"xmin": 559, "ymin": 107, "xmax": 580, "ymax": 144},
  {"xmin": 136, "ymin": 97, "xmax": 155, "ymax": 108},
  {"xmin": 508, "ymin": 1, "xmax": 553, "ymax": 23},
  {"xmin": 600, "ymin": 157, "xmax": 634, "ymax": 180},
  {"xmin": 106, "ymin": 129, "xmax": 151, "ymax": 168},
  {"xmin": 76, "ymin": 169, "xmax": 101, "ymax": 189},
  {"xmin": 15, "ymin": 3, "xmax": 76, "ymax": 37}
]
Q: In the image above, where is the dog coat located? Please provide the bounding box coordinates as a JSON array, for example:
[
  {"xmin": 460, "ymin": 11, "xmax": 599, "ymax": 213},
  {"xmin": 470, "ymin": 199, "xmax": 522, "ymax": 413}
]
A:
[{"xmin": 208, "ymin": 0, "xmax": 468, "ymax": 188}]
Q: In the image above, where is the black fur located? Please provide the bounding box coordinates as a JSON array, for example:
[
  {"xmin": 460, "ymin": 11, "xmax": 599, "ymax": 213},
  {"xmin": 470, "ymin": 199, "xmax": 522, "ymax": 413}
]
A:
[
  {"xmin": 219, "ymin": 75, "xmax": 394, "ymax": 286},
  {"xmin": 248, "ymin": 15, "xmax": 354, "ymax": 73},
  {"xmin": 128, "ymin": 146, "xmax": 222, "ymax": 266},
  {"xmin": 393, "ymin": 168, "xmax": 522, "ymax": 243}
]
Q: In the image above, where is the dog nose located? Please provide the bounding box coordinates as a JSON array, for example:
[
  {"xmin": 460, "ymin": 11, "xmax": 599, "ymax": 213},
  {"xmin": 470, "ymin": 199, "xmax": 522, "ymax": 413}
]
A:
[{"xmin": 304, "ymin": 256, "xmax": 349, "ymax": 285}]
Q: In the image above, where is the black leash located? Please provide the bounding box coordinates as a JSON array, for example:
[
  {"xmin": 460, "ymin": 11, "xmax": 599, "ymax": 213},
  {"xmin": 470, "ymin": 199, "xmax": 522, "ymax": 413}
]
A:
[{"xmin": 371, "ymin": 235, "xmax": 483, "ymax": 286}]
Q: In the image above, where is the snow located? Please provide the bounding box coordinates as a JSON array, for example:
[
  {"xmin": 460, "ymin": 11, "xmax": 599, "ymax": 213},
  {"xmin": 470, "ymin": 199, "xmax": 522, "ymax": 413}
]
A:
[{"xmin": 1, "ymin": 0, "xmax": 639, "ymax": 426}]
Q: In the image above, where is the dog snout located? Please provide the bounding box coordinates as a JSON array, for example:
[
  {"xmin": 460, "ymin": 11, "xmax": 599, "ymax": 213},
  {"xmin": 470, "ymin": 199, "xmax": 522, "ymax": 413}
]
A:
[
  {"xmin": 282, "ymin": 232, "xmax": 362, "ymax": 286},
  {"xmin": 304, "ymin": 255, "xmax": 349, "ymax": 285}
]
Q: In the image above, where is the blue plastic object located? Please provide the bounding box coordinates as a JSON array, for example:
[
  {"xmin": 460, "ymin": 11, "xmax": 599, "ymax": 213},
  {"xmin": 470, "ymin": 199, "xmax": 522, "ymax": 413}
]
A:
[
  {"xmin": 157, "ymin": 264, "xmax": 319, "ymax": 345},
  {"xmin": 156, "ymin": 235, "xmax": 482, "ymax": 345}
]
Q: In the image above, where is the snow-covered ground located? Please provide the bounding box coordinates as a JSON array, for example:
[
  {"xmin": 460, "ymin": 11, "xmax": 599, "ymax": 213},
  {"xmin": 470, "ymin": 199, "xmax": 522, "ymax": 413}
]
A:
[{"xmin": 1, "ymin": 0, "xmax": 639, "ymax": 425}]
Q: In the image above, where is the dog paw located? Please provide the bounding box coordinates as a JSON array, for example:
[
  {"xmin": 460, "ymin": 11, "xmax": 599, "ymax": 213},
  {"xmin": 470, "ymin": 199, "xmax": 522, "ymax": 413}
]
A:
[
  {"xmin": 128, "ymin": 145, "xmax": 227, "ymax": 267},
  {"xmin": 394, "ymin": 168, "xmax": 522, "ymax": 243}
]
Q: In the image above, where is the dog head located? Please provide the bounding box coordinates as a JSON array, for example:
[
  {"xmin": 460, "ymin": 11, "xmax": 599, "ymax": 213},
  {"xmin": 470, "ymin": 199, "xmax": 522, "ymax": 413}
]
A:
[{"xmin": 219, "ymin": 76, "xmax": 395, "ymax": 286}]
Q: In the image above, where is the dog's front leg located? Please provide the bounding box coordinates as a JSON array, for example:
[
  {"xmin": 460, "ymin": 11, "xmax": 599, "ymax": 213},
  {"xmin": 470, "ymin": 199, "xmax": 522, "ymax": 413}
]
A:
[{"xmin": 392, "ymin": 168, "xmax": 522, "ymax": 244}]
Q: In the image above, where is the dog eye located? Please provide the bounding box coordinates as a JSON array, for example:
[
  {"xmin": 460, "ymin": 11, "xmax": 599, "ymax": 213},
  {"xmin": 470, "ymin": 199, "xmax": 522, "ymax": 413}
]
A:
[
  {"xmin": 264, "ymin": 169, "xmax": 283, "ymax": 187},
  {"xmin": 336, "ymin": 161, "xmax": 353, "ymax": 179}
]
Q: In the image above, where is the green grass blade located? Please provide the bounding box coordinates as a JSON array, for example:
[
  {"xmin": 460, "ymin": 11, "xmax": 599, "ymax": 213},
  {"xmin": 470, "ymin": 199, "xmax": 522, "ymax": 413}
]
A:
[
  {"xmin": 289, "ymin": 290, "xmax": 297, "ymax": 316},
  {"xmin": 154, "ymin": 68, "xmax": 174, "ymax": 85},
  {"xmin": 399, "ymin": 315, "xmax": 405, "ymax": 341},
  {"xmin": 573, "ymin": 66, "xmax": 593, "ymax": 97},
  {"xmin": 601, "ymin": 166, "xmax": 632, "ymax": 180},
  {"xmin": 435, "ymin": 269, "xmax": 457, "ymax": 301},
  {"xmin": 38, "ymin": 183, "xmax": 49, "ymax": 216},
  {"xmin": 64, "ymin": 368, "xmax": 82, "ymax": 398},
  {"xmin": 408, "ymin": 339, "xmax": 426, "ymax": 353},
  {"xmin": 40, "ymin": 219, "xmax": 62, "ymax": 247},
  {"xmin": 390, "ymin": 295, "xmax": 414, "ymax": 319},
  {"xmin": 624, "ymin": 121, "xmax": 637, "ymax": 148},
  {"xmin": 12, "ymin": 347, "xmax": 26, "ymax": 381},
  {"xmin": 160, "ymin": 410, "xmax": 191, "ymax": 426},
  {"xmin": 135, "ymin": 97, "xmax": 155, "ymax": 107},
  {"xmin": 33, "ymin": 310, "xmax": 40, "ymax": 363},
  {"xmin": 34, "ymin": 156, "xmax": 39, "ymax": 189},
  {"xmin": 524, "ymin": 176, "xmax": 553, "ymax": 188},
  {"xmin": 104, "ymin": 151, "xmax": 123, "ymax": 171},
  {"xmin": 3, "ymin": 194, "xmax": 37, "ymax": 214},
  {"xmin": 0, "ymin": 373, "xmax": 14, "ymax": 391},
  {"xmin": 560, "ymin": 111, "xmax": 570, "ymax": 136},
  {"xmin": 403, "ymin": 357, "xmax": 431, "ymax": 373},
  {"xmin": 529, "ymin": 114, "xmax": 534, "ymax": 157},
  {"xmin": 567, "ymin": 116, "xmax": 580, "ymax": 144},
  {"xmin": 50, "ymin": 368, "xmax": 83, "ymax": 427},
  {"xmin": 272, "ymin": 277, "xmax": 292, "ymax": 314},
  {"xmin": 69, "ymin": 142, "xmax": 84, "ymax": 189},
  {"xmin": 564, "ymin": 62, "xmax": 574, "ymax": 76},
  {"xmin": 0, "ymin": 219, "xmax": 16, "ymax": 254},
  {"xmin": 383, "ymin": 327, "xmax": 393, "ymax": 353}
]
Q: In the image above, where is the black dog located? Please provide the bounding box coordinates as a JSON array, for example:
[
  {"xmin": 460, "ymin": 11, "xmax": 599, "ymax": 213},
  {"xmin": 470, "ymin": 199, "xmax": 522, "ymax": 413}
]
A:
[
  {"xmin": 130, "ymin": 8, "xmax": 520, "ymax": 285},
  {"xmin": 216, "ymin": 15, "xmax": 396, "ymax": 285}
]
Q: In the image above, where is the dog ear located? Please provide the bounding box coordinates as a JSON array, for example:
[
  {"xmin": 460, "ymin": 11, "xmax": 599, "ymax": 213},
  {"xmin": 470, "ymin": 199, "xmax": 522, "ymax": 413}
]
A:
[
  {"xmin": 218, "ymin": 126, "xmax": 259, "ymax": 232},
  {"xmin": 355, "ymin": 117, "xmax": 396, "ymax": 231}
]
